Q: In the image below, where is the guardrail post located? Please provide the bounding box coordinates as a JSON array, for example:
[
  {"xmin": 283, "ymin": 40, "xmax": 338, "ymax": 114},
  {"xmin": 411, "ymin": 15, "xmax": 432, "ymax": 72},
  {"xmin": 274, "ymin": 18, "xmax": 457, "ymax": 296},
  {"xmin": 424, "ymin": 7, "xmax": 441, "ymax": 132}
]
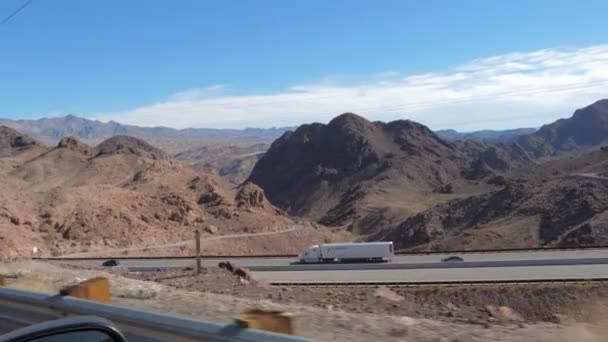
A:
[
  {"xmin": 195, "ymin": 230, "xmax": 201, "ymax": 274},
  {"xmin": 59, "ymin": 277, "xmax": 111, "ymax": 303},
  {"xmin": 0, "ymin": 274, "xmax": 4, "ymax": 286},
  {"xmin": 236, "ymin": 309, "xmax": 294, "ymax": 335}
]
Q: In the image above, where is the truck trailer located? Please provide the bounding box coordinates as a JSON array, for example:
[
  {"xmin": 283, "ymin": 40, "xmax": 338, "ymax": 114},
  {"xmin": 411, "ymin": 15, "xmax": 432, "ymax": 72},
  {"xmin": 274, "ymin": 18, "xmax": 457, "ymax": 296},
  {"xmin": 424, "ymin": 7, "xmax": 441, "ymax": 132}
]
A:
[{"xmin": 297, "ymin": 242, "xmax": 394, "ymax": 263}]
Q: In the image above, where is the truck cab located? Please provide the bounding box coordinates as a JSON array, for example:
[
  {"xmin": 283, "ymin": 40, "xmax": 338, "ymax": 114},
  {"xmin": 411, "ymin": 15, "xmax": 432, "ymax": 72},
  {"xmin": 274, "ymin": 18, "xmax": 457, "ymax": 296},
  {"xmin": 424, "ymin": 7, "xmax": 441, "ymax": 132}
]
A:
[{"xmin": 298, "ymin": 245, "xmax": 321, "ymax": 263}]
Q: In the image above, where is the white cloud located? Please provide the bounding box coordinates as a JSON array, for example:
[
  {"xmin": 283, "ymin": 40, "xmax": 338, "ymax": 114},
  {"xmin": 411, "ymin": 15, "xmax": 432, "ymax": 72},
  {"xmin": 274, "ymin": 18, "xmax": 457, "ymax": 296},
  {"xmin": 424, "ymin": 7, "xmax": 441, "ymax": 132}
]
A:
[
  {"xmin": 166, "ymin": 85, "xmax": 230, "ymax": 102},
  {"xmin": 93, "ymin": 45, "xmax": 608, "ymax": 130}
]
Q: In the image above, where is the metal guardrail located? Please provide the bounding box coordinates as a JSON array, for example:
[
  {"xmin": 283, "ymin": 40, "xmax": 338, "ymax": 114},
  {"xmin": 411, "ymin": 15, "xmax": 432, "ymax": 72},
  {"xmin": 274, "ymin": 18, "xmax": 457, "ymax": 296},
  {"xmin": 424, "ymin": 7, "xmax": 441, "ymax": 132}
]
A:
[{"xmin": 0, "ymin": 287, "xmax": 315, "ymax": 342}]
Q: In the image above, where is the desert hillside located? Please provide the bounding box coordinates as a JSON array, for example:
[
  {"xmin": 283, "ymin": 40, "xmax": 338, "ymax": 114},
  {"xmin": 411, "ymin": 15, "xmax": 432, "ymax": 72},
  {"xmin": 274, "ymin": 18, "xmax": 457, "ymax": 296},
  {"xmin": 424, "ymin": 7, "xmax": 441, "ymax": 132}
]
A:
[
  {"xmin": 372, "ymin": 160, "xmax": 608, "ymax": 251},
  {"xmin": 0, "ymin": 127, "xmax": 292, "ymax": 258},
  {"xmin": 0, "ymin": 115, "xmax": 291, "ymax": 147}
]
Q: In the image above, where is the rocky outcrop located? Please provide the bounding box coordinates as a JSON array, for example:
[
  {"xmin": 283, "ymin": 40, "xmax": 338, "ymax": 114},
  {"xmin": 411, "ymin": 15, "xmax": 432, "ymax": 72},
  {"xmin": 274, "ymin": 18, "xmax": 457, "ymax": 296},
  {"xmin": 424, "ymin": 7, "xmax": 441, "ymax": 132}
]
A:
[
  {"xmin": 248, "ymin": 113, "xmax": 532, "ymax": 229},
  {"xmin": 235, "ymin": 182, "xmax": 267, "ymax": 208},
  {"xmin": 57, "ymin": 136, "xmax": 93, "ymax": 156}
]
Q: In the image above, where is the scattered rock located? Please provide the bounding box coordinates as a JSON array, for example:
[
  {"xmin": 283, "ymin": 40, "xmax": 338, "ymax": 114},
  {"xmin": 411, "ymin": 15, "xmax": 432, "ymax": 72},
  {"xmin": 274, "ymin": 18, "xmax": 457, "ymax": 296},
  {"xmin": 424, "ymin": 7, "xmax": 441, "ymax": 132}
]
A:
[
  {"xmin": 218, "ymin": 261, "xmax": 235, "ymax": 273},
  {"xmin": 198, "ymin": 191, "xmax": 224, "ymax": 206},
  {"xmin": 205, "ymin": 225, "xmax": 218, "ymax": 234},
  {"xmin": 114, "ymin": 284, "xmax": 159, "ymax": 300},
  {"xmin": 436, "ymin": 183, "xmax": 454, "ymax": 194},
  {"xmin": 234, "ymin": 268, "xmax": 253, "ymax": 283},
  {"xmin": 235, "ymin": 182, "xmax": 267, "ymax": 208},
  {"xmin": 374, "ymin": 286, "xmax": 404, "ymax": 302},
  {"xmin": 485, "ymin": 305, "xmax": 524, "ymax": 321},
  {"xmin": 9, "ymin": 215, "xmax": 20, "ymax": 225},
  {"xmin": 57, "ymin": 137, "xmax": 92, "ymax": 155}
]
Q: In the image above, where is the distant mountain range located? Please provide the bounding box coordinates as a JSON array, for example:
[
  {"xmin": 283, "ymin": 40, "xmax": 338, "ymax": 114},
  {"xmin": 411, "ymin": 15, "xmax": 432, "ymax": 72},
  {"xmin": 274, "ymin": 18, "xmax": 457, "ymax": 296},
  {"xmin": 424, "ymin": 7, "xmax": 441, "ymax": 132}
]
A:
[
  {"xmin": 436, "ymin": 128, "xmax": 538, "ymax": 143},
  {"xmin": 0, "ymin": 115, "xmax": 294, "ymax": 146},
  {"xmin": 3, "ymin": 100, "xmax": 607, "ymax": 162},
  {"xmin": 1, "ymin": 114, "xmax": 543, "ymax": 148}
]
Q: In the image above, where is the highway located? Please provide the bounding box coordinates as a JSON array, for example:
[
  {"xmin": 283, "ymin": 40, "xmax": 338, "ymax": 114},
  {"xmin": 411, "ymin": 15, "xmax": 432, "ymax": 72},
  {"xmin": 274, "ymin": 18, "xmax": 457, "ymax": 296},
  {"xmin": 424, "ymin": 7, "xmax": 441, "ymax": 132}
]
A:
[
  {"xmin": 52, "ymin": 248, "xmax": 608, "ymax": 269},
  {"xmin": 46, "ymin": 248, "xmax": 608, "ymax": 284}
]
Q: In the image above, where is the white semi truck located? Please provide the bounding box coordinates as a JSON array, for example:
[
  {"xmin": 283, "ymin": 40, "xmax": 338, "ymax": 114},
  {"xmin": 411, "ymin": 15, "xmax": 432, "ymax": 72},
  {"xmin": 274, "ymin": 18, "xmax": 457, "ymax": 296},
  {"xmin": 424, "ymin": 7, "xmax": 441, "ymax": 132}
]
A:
[{"xmin": 297, "ymin": 241, "xmax": 394, "ymax": 263}]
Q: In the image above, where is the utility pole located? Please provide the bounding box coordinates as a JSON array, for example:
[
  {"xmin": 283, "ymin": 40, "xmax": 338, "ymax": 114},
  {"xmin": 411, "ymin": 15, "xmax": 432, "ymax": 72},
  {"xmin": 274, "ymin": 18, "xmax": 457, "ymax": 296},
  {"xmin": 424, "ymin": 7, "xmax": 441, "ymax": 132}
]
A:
[{"xmin": 195, "ymin": 230, "xmax": 201, "ymax": 275}]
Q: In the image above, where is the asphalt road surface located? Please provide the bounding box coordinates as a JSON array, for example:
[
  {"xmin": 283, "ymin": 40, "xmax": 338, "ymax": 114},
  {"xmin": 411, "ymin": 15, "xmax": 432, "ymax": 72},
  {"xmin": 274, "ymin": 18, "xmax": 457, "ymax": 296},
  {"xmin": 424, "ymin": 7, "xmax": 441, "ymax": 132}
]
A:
[{"xmin": 254, "ymin": 264, "xmax": 608, "ymax": 284}]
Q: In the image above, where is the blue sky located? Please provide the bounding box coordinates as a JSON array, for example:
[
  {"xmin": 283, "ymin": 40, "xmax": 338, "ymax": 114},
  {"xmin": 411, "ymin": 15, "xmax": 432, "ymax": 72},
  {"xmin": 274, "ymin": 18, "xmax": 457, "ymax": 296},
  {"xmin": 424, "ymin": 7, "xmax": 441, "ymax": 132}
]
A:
[{"xmin": 1, "ymin": 0, "xmax": 608, "ymax": 130}]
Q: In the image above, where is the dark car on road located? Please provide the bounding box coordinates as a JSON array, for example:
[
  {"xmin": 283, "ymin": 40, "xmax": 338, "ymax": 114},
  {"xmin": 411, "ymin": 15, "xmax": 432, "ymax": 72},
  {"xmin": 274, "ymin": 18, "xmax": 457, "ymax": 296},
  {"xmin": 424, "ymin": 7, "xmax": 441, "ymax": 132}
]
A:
[
  {"xmin": 441, "ymin": 256, "xmax": 464, "ymax": 263},
  {"xmin": 101, "ymin": 259, "xmax": 119, "ymax": 267}
]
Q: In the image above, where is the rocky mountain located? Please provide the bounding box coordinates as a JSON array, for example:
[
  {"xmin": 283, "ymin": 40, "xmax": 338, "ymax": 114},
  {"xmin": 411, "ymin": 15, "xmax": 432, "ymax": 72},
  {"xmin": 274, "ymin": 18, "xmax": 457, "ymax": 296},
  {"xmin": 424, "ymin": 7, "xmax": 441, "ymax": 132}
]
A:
[
  {"xmin": 436, "ymin": 128, "xmax": 537, "ymax": 143},
  {"xmin": 518, "ymin": 99, "xmax": 608, "ymax": 158},
  {"xmin": 0, "ymin": 126, "xmax": 292, "ymax": 258},
  {"xmin": 247, "ymin": 100, "xmax": 608, "ymax": 250},
  {"xmin": 0, "ymin": 115, "xmax": 293, "ymax": 146},
  {"xmin": 247, "ymin": 113, "xmax": 530, "ymax": 233}
]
